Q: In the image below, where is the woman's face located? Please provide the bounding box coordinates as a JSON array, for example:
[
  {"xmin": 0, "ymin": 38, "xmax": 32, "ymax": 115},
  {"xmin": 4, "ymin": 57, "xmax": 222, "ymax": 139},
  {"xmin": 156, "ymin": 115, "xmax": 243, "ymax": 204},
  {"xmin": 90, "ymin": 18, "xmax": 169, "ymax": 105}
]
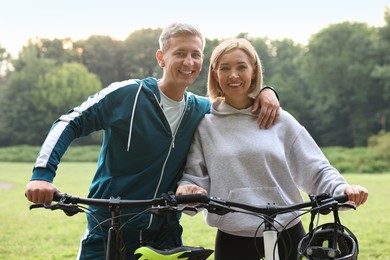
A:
[{"xmin": 214, "ymin": 48, "xmax": 256, "ymax": 108}]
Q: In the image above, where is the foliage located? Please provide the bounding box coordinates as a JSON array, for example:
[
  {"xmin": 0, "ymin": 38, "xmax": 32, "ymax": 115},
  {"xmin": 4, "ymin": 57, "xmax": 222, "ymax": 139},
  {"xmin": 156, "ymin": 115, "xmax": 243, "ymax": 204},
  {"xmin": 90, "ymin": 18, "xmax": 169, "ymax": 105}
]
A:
[
  {"xmin": 0, "ymin": 50, "xmax": 102, "ymax": 146},
  {"xmin": 1, "ymin": 12, "xmax": 390, "ymax": 148},
  {"xmin": 34, "ymin": 62, "xmax": 102, "ymax": 126},
  {"xmin": 261, "ymin": 39, "xmax": 308, "ymax": 122},
  {"xmin": 367, "ymin": 131, "xmax": 390, "ymax": 159},
  {"xmin": 300, "ymin": 22, "xmax": 384, "ymax": 147},
  {"xmin": 319, "ymin": 132, "xmax": 390, "ymax": 174},
  {"xmin": 1, "ymin": 162, "xmax": 389, "ymax": 259},
  {"xmin": 322, "ymin": 146, "xmax": 390, "ymax": 173},
  {"xmin": 0, "ymin": 43, "xmax": 12, "ymax": 79},
  {"xmin": 75, "ymin": 35, "xmax": 126, "ymax": 87},
  {"xmin": 0, "ymin": 45, "xmax": 56, "ymax": 146},
  {"xmin": 122, "ymin": 28, "xmax": 162, "ymax": 80},
  {"xmin": 0, "ymin": 145, "xmax": 101, "ymax": 162},
  {"xmin": 0, "ymin": 145, "xmax": 388, "ymax": 173}
]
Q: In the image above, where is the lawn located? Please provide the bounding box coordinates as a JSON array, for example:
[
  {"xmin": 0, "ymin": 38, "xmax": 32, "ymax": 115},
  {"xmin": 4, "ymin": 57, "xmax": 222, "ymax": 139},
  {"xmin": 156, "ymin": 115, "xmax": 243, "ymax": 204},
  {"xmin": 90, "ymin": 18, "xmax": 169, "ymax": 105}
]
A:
[{"xmin": 0, "ymin": 162, "xmax": 389, "ymax": 259}]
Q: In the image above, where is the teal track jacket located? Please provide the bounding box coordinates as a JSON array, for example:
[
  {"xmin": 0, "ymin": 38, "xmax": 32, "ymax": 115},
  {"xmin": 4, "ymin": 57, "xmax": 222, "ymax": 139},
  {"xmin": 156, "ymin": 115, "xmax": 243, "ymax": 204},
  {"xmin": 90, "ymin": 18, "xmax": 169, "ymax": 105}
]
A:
[{"xmin": 31, "ymin": 77, "xmax": 211, "ymax": 231}]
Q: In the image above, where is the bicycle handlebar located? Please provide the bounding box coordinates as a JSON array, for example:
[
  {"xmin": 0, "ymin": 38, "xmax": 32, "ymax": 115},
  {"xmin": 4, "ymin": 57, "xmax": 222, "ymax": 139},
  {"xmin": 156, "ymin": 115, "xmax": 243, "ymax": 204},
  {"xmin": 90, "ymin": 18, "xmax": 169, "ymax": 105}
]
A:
[
  {"xmin": 31, "ymin": 191, "xmax": 352, "ymax": 218},
  {"xmin": 211, "ymin": 194, "xmax": 348, "ymax": 214},
  {"xmin": 52, "ymin": 191, "xmax": 211, "ymax": 208},
  {"xmin": 201, "ymin": 193, "xmax": 351, "ymax": 216}
]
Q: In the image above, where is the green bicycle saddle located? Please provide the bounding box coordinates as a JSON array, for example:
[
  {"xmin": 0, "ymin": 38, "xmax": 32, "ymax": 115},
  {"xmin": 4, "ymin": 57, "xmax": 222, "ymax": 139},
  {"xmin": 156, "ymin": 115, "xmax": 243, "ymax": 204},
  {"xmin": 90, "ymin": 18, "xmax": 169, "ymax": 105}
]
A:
[{"xmin": 134, "ymin": 245, "xmax": 214, "ymax": 260}]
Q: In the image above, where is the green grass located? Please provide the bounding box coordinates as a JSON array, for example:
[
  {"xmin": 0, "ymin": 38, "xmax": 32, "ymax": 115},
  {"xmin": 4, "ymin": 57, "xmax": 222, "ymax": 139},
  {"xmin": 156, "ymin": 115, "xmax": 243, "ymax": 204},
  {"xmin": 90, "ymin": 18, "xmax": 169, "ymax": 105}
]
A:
[{"xmin": 0, "ymin": 162, "xmax": 389, "ymax": 259}]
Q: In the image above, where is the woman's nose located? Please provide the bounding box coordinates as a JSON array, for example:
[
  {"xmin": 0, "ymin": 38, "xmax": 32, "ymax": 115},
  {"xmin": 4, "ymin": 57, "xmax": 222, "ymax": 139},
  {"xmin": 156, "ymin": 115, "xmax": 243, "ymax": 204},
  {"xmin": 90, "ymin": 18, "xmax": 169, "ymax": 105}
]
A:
[{"xmin": 229, "ymin": 70, "xmax": 239, "ymax": 78}]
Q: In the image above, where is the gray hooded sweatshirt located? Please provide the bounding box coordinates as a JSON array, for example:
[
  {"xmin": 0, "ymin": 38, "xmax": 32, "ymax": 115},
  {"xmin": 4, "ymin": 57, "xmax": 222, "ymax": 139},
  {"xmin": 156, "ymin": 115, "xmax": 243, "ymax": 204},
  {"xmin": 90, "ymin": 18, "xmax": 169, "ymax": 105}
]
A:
[{"xmin": 179, "ymin": 99, "xmax": 347, "ymax": 237}]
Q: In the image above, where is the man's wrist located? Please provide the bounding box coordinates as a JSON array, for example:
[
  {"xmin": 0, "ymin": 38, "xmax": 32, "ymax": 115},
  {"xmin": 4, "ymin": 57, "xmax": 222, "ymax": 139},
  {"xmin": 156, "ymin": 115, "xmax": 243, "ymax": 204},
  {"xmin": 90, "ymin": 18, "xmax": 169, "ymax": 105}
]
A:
[{"xmin": 260, "ymin": 85, "xmax": 279, "ymax": 100}]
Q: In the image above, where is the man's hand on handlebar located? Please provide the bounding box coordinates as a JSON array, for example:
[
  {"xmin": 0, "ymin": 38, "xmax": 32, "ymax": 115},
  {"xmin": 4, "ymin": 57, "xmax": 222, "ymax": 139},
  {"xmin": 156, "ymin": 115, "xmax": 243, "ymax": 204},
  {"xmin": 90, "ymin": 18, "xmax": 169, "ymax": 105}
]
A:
[{"xmin": 25, "ymin": 180, "xmax": 60, "ymax": 205}]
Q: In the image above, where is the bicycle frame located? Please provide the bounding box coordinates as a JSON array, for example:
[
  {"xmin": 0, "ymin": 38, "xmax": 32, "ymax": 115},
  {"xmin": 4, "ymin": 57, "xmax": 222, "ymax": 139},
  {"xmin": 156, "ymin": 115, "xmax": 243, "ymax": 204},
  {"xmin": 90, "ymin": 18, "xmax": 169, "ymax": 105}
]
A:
[
  {"xmin": 193, "ymin": 193, "xmax": 352, "ymax": 260},
  {"xmin": 30, "ymin": 192, "xmax": 210, "ymax": 260}
]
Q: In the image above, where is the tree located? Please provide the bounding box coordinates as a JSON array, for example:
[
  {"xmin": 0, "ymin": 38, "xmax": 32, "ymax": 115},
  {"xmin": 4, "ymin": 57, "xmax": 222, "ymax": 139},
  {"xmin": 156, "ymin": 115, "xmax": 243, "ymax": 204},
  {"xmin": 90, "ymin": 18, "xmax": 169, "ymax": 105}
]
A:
[
  {"xmin": 0, "ymin": 43, "xmax": 12, "ymax": 80},
  {"xmin": 371, "ymin": 7, "xmax": 390, "ymax": 131},
  {"xmin": 32, "ymin": 62, "xmax": 102, "ymax": 129},
  {"xmin": 300, "ymin": 22, "xmax": 382, "ymax": 147},
  {"xmin": 0, "ymin": 45, "xmax": 56, "ymax": 145},
  {"xmin": 0, "ymin": 43, "xmax": 102, "ymax": 146},
  {"xmin": 75, "ymin": 35, "xmax": 125, "ymax": 87},
  {"xmin": 262, "ymin": 39, "xmax": 308, "ymax": 120},
  {"xmin": 122, "ymin": 28, "xmax": 162, "ymax": 80}
]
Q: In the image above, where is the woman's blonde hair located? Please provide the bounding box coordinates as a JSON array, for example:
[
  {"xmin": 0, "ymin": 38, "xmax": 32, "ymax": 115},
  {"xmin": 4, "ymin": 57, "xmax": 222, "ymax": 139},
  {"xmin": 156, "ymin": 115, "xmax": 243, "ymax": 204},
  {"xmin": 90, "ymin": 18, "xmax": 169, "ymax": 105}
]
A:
[{"xmin": 207, "ymin": 38, "xmax": 263, "ymax": 101}]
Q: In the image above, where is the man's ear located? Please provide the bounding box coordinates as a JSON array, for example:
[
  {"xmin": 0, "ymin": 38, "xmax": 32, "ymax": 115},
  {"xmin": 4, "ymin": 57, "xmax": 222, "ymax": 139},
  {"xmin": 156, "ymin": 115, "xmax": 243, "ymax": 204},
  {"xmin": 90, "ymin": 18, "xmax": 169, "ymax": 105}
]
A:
[{"xmin": 156, "ymin": 50, "xmax": 165, "ymax": 67}]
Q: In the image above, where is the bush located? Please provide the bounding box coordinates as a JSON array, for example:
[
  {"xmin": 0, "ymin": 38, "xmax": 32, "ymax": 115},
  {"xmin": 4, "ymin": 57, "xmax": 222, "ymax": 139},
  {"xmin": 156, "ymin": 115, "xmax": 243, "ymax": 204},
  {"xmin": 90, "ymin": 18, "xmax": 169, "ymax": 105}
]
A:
[
  {"xmin": 0, "ymin": 143, "xmax": 388, "ymax": 173},
  {"xmin": 368, "ymin": 131, "xmax": 390, "ymax": 160},
  {"xmin": 321, "ymin": 145, "xmax": 389, "ymax": 173},
  {"xmin": 0, "ymin": 145, "xmax": 100, "ymax": 162}
]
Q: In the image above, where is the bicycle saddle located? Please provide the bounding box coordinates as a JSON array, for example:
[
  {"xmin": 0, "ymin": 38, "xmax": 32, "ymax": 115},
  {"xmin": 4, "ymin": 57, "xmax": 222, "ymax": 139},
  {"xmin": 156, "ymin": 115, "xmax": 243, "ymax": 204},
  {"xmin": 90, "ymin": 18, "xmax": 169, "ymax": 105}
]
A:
[{"xmin": 134, "ymin": 245, "xmax": 213, "ymax": 260}]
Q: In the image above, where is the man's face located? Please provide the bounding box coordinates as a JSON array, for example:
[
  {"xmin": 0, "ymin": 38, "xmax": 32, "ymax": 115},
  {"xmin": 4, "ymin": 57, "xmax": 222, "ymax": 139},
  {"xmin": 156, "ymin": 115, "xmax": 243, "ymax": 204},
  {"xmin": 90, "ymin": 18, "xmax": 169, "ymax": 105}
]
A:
[{"xmin": 160, "ymin": 35, "xmax": 204, "ymax": 88}]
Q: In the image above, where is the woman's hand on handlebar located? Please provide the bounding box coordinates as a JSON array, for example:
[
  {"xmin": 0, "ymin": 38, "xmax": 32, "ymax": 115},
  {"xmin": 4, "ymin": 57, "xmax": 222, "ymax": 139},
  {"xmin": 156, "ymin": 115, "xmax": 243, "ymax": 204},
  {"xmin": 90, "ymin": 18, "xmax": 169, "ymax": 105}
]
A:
[
  {"xmin": 176, "ymin": 184, "xmax": 207, "ymax": 206},
  {"xmin": 343, "ymin": 184, "xmax": 368, "ymax": 207},
  {"xmin": 25, "ymin": 180, "xmax": 60, "ymax": 205},
  {"xmin": 176, "ymin": 184, "xmax": 207, "ymax": 196}
]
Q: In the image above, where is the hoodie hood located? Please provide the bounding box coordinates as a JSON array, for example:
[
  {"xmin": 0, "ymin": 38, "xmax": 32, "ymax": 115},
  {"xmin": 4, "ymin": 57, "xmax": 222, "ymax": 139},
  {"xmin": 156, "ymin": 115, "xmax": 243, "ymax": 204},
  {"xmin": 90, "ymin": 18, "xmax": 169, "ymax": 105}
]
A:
[{"xmin": 211, "ymin": 99, "xmax": 258, "ymax": 117}]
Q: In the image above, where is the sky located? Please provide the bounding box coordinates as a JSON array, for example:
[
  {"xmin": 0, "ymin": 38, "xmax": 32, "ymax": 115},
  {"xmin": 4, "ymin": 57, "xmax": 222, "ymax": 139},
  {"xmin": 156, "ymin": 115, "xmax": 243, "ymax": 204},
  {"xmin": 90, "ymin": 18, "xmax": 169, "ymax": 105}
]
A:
[{"xmin": 1, "ymin": 0, "xmax": 388, "ymax": 57}]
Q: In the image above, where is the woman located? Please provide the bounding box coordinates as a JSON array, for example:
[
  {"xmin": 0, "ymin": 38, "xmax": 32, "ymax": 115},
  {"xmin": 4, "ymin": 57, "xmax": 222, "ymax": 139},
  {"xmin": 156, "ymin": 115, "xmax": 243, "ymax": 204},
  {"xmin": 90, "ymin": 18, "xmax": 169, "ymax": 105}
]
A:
[{"xmin": 176, "ymin": 38, "xmax": 368, "ymax": 260}]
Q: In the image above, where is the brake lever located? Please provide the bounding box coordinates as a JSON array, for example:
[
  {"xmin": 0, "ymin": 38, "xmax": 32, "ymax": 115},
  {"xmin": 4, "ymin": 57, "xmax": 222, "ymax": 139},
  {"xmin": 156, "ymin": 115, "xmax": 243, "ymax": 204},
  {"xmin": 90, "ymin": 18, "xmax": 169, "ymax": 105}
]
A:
[
  {"xmin": 338, "ymin": 202, "xmax": 356, "ymax": 211},
  {"xmin": 29, "ymin": 204, "xmax": 52, "ymax": 210},
  {"xmin": 311, "ymin": 200, "xmax": 356, "ymax": 215},
  {"xmin": 29, "ymin": 202, "xmax": 83, "ymax": 216},
  {"xmin": 199, "ymin": 203, "xmax": 232, "ymax": 216},
  {"xmin": 149, "ymin": 205, "xmax": 199, "ymax": 216}
]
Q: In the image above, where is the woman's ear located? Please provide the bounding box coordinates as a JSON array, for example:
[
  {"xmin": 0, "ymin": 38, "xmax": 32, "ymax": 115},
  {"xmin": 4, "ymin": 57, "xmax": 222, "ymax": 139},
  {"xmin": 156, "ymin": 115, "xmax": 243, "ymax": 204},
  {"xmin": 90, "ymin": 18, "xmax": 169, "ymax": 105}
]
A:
[
  {"xmin": 156, "ymin": 50, "xmax": 165, "ymax": 67},
  {"xmin": 213, "ymin": 69, "xmax": 218, "ymax": 81},
  {"xmin": 252, "ymin": 65, "xmax": 257, "ymax": 79}
]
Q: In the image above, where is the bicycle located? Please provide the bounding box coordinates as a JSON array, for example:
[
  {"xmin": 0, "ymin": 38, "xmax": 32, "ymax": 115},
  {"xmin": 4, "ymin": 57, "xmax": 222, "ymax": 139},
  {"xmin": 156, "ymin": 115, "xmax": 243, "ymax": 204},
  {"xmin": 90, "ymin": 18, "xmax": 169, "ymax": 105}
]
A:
[
  {"xmin": 29, "ymin": 192, "xmax": 214, "ymax": 260},
  {"xmin": 30, "ymin": 192, "xmax": 357, "ymax": 260},
  {"xmin": 185, "ymin": 192, "xmax": 358, "ymax": 260}
]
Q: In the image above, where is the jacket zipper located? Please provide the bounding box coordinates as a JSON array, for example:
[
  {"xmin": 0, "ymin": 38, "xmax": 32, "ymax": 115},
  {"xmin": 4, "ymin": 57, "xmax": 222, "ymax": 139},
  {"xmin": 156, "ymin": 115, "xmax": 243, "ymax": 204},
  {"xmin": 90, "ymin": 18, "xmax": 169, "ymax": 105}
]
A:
[{"xmin": 145, "ymin": 94, "xmax": 187, "ymax": 229}]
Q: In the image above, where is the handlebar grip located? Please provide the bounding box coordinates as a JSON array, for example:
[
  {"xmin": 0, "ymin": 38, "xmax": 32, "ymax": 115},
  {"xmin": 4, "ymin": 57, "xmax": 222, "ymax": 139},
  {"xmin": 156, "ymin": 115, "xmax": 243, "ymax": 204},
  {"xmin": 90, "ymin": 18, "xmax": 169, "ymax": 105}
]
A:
[
  {"xmin": 53, "ymin": 192, "xmax": 65, "ymax": 202},
  {"xmin": 334, "ymin": 194, "xmax": 349, "ymax": 203},
  {"xmin": 175, "ymin": 194, "xmax": 210, "ymax": 204}
]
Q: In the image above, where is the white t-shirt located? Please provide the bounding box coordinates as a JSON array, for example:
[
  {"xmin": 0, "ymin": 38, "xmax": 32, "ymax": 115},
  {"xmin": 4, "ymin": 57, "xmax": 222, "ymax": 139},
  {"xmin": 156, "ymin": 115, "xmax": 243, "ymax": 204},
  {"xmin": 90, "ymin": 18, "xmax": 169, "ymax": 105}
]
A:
[{"xmin": 159, "ymin": 90, "xmax": 186, "ymax": 133}]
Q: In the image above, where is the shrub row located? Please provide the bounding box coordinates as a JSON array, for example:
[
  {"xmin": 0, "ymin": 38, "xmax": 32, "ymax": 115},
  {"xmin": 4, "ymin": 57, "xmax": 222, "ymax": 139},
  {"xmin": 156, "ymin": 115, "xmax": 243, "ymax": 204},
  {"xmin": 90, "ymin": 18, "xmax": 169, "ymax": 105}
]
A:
[{"xmin": 0, "ymin": 142, "xmax": 388, "ymax": 173}]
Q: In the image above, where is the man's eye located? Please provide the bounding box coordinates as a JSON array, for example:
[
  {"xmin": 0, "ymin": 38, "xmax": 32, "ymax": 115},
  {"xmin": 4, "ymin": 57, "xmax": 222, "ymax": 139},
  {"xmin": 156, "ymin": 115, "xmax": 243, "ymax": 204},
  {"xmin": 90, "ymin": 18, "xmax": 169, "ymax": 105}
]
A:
[
  {"xmin": 193, "ymin": 53, "xmax": 202, "ymax": 58},
  {"xmin": 175, "ymin": 52, "xmax": 185, "ymax": 57}
]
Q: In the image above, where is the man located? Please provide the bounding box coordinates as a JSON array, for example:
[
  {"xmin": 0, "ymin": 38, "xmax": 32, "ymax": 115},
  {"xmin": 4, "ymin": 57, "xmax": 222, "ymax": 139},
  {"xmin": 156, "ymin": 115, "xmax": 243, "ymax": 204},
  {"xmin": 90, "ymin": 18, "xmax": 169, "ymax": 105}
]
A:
[{"xmin": 25, "ymin": 22, "xmax": 280, "ymax": 259}]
